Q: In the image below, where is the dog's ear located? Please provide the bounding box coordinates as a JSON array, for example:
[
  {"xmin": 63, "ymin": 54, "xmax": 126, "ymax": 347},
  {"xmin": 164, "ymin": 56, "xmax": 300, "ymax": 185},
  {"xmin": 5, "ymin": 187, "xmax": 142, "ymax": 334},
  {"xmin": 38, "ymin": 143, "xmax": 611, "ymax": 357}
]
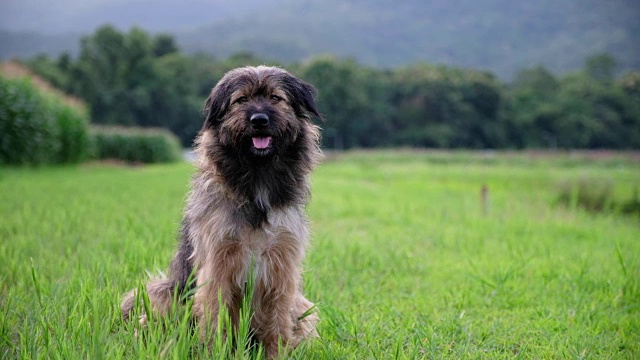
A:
[
  {"xmin": 201, "ymin": 82, "xmax": 232, "ymax": 130},
  {"xmin": 282, "ymin": 74, "xmax": 323, "ymax": 121}
]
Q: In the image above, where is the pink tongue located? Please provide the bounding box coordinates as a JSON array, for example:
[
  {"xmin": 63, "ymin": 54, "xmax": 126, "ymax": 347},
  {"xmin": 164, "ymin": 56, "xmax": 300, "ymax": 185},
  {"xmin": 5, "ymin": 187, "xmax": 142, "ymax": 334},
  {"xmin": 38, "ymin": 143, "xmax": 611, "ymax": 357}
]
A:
[{"xmin": 252, "ymin": 137, "xmax": 271, "ymax": 149}]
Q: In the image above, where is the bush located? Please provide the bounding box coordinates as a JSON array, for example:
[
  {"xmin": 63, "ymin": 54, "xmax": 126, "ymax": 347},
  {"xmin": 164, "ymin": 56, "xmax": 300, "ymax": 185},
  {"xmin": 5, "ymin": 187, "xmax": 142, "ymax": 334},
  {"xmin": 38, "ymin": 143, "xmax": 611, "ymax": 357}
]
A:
[
  {"xmin": 91, "ymin": 126, "xmax": 182, "ymax": 164},
  {"xmin": 557, "ymin": 179, "xmax": 640, "ymax": 219},
  {"xmin": 556, "ymin": 177, "xmax": 615, "ymax": 212},
  {"xmin": 0, "ymin": 76, "xmax": 90, "ymax": 165},
  {"xmin": 620, "ymin": 188, "xmax": 640, "ymax": 217}
]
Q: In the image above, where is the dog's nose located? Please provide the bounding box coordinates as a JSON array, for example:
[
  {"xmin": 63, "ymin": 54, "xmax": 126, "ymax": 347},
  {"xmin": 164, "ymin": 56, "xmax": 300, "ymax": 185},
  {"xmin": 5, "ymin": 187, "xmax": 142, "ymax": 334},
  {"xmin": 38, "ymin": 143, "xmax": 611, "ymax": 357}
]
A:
[{"xmin": 250, "ymin": 113, "xmax": 269, "ymax": 128}]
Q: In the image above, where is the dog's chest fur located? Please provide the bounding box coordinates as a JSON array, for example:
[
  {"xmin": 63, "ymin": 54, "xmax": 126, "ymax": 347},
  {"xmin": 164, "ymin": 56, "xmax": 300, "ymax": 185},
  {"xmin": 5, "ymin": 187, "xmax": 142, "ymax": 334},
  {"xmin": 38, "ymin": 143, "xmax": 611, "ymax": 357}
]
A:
[
  {"xmin": 238, "ymin": 206, "xmax": 307, "ymax": 252},
  {"xmin": 186, "ymin": 173, "xmax": 309, "ymax": 287}
]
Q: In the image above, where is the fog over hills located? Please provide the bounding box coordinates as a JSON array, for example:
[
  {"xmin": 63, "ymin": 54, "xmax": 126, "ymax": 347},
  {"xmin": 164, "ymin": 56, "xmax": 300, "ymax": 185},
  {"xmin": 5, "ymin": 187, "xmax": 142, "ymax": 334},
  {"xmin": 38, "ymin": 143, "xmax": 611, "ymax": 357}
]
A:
[
  {"xmin": 0, "ymin": 0, "xmax": 265, "ymax": 33},
  {"xmin": 1, "ymin": 0, "xmax": 638, "ymax": 79}
]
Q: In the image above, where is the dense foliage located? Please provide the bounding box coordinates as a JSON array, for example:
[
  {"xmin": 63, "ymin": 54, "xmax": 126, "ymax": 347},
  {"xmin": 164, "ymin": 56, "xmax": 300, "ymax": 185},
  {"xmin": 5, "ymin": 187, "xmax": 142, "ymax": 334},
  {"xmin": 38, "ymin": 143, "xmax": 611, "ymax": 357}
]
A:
[
  {"xmin": 91, "ymin": 126, "xmax": 182, "ymax": 164},
  {"xmin": 0, "ymin": 75, "xmax": 90, "ymax": 165},
  {"xmin": 25, "ymin": 26, "xmax": 640, "ymax": 149}
]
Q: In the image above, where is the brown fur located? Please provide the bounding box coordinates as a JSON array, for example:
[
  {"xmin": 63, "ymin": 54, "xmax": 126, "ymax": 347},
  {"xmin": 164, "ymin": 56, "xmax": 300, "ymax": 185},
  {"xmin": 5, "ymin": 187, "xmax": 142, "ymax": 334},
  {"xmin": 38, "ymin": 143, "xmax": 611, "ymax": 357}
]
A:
[{"xmin": 121, "ymin": 66, "xmax": 322, "ymax": 358}]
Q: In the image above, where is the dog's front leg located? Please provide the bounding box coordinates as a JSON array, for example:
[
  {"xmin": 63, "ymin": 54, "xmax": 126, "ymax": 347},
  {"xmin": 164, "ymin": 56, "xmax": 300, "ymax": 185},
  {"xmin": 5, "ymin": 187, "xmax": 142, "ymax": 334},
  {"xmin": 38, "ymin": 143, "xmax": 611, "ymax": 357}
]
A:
[
  {"xmin": 252, "ymin": 237, "xmax": 303, "ymax": 358},
  {"xmin": 193, "ymin": 242, "xmax": 245, "ymax": 341}
]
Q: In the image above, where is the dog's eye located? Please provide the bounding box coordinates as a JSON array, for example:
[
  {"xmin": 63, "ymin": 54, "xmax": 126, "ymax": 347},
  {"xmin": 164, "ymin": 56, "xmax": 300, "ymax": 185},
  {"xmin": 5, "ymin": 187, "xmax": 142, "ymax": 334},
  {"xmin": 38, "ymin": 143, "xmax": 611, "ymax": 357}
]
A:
[
  {"xmin": 235, "ymin": 96, "xmax": 248, "ymax": 104},
  {"xmin": 270, "ymin": 95, "xmax": 283, "ymax": 102}
]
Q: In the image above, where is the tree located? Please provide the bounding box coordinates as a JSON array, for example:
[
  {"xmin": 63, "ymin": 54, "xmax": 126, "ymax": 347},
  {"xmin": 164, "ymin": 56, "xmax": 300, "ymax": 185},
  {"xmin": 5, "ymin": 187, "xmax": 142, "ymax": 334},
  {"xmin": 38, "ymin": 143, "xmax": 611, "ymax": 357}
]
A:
[
  {"xmin": 509, "ymin": 65, "xmax": 561, "ymax": 148},
  {"xmin": 585, "ymin": 53, "xmax": 617, "ymax": 83},
  {"xmin": 299, "ymin": 57, "xmax": 379, "ymax": 149},
  {"xmin": 512, "ymin": 66, "xmax": 558, "ymax": 94},
  {"xmin": 70, "ymin": 25, "xmax": 129, "ymax": 124},
  {"xmin": 618, "ymin": 71, "xmax": 640, "ymax": 100},
  {"xmin": 152, "ymin": 34, "xmax": 179, "ymax": 57}
]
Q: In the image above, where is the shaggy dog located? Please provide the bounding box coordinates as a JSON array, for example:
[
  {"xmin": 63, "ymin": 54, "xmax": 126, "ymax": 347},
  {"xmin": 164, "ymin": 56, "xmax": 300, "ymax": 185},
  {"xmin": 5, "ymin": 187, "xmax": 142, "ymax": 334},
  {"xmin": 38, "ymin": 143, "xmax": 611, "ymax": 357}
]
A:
[{"xmin": 121, "ymin": 66, "xmax": 322, "ymax": 358}]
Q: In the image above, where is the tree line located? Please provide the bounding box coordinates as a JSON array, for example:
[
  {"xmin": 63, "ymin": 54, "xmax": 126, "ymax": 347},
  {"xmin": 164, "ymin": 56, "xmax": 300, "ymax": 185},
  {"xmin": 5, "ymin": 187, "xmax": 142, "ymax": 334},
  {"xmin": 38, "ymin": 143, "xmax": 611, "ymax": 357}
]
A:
[{"xmin": 25, "ymin": 25, "xmax": 640, "ymax": 149}]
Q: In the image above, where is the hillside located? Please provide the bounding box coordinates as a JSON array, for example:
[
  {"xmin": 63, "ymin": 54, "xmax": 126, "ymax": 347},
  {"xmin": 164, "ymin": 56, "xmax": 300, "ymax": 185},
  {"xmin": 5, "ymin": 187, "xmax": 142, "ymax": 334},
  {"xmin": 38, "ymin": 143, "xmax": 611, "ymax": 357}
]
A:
[
  {"xmin": 177, "ymin": 0, "xmax": 640, "ymax": 78},
  {"xmin": 1, "ymin": 0, "xmax": 638, "ymax": 78},
  {"xmin": 0, "ymin": 61, "xmax": 85, "ymax": 110}
]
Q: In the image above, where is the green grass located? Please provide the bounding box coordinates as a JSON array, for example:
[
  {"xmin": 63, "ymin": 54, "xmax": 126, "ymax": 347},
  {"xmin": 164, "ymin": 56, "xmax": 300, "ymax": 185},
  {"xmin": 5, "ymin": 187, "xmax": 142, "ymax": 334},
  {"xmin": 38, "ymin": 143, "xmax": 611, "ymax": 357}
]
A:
[{"xmin": 1, "ymin": 151, "xmax": 639, "ymax": 359}]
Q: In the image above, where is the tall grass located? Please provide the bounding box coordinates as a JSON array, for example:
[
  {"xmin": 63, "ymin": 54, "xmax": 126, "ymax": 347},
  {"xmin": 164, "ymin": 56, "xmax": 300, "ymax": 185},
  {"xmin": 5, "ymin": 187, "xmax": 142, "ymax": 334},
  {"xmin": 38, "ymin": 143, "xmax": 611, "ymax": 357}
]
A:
[
  {"xmin": 556, "ymin": 177, "xmax": 640, "ymax": 218},
  {"xmin": 556, "ymin": 177, "xmax": 615, "ymax": 212},
  {"xmin": 0, "ymin": 151, "xmax": 638, "ymax": 358},
  {"xmin": 55, "ymin": 105, "xmax": 90, "ymax": 164}
]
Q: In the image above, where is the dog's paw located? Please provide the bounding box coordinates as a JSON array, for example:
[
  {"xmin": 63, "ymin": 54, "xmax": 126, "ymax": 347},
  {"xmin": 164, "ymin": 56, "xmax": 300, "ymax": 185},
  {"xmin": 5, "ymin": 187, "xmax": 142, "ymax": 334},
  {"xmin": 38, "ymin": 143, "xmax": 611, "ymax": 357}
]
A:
[
  {"xmin": 138, "ymin": 314, "xmax": 148, "ymax": 327},
  {"xmin": 291, "ymin": 295, "xmax": 319, "ymax": 345}
]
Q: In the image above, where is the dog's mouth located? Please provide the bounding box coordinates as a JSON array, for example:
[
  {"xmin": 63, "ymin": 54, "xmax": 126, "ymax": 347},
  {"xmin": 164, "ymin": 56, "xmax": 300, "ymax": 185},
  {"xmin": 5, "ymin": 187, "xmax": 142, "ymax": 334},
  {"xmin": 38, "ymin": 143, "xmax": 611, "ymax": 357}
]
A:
[
  {"xmin": 252, "ymin": 136, "xmax": 272, "ymax": 150},
  {"xmin": 250, "ymin": 136, "xmax": 274, "ymax": 156}
]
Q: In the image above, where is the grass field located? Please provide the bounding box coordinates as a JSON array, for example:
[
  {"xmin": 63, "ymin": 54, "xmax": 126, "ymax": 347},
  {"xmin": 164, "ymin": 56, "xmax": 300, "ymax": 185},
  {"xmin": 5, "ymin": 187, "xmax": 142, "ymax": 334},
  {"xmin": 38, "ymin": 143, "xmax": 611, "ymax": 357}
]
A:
[{"xmin": 1, "ymin": 151, "xmax": 639, "ymax": 359}]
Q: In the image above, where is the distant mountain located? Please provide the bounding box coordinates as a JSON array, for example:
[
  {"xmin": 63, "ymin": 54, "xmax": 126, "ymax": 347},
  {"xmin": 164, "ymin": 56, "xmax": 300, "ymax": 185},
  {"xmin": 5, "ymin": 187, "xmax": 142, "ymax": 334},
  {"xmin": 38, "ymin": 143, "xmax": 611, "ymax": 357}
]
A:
[
  {"xmin": 0, "ymin": 0, "xmax": 269, "ymax": 34},
  {"xmin": 0, "ymin": 31, "xmax": 80, "ymax": 60},
  {"xmin": 0, "ymin": 0, "xmax": 268, "ymax": 59},
  {"xmin": 1, "ymin": 0, "xmax": 638, "ymax": 79}
]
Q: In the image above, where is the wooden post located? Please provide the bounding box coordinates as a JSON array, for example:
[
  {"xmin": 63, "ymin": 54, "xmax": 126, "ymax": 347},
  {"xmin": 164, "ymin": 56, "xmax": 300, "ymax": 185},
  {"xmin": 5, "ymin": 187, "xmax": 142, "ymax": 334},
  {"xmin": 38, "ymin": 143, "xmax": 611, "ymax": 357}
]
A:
[{"xmin": 481, "ymin": 184, "xmax": 489, "ymax": 216}]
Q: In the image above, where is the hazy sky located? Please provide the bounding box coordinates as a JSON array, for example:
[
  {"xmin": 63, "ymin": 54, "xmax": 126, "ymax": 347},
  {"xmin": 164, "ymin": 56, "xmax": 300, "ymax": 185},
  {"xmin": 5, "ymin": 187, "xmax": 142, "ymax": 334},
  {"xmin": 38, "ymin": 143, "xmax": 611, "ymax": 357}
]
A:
[
  {"xmin": 0, "ymin": 0, "xmax": 244, "ymax": 33},
  {"xmin": 0, "ymin": 0, "xmax": 128, "ymax": 19},
  {"xmin": 0, "ymin": 0, "xmax": 120, "ymax": 32}
]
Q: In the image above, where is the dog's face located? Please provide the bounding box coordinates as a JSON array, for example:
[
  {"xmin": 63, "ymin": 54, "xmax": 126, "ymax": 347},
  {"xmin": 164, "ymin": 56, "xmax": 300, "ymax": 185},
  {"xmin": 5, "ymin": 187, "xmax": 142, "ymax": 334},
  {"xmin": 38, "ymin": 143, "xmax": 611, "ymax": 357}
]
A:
[{"xmin": 202, "ymin": 66, "xmax": 320, "ymax": 160}]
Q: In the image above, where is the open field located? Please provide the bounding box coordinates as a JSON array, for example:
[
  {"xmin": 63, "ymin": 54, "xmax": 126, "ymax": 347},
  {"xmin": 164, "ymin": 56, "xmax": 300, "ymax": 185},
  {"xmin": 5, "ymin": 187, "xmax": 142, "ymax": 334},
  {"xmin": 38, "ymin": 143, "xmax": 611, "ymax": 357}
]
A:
[{"xmin": 1, "ymin": 151, "xmax": 639, "ymax": 359}]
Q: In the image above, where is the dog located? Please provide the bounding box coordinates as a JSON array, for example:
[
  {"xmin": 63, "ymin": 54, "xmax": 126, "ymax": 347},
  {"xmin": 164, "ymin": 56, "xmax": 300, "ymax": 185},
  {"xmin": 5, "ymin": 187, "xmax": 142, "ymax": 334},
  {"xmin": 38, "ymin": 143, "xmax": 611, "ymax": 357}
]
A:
[{"xmin": 121, "ymin": 66, "xmax": 322, "ymax": 358}]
